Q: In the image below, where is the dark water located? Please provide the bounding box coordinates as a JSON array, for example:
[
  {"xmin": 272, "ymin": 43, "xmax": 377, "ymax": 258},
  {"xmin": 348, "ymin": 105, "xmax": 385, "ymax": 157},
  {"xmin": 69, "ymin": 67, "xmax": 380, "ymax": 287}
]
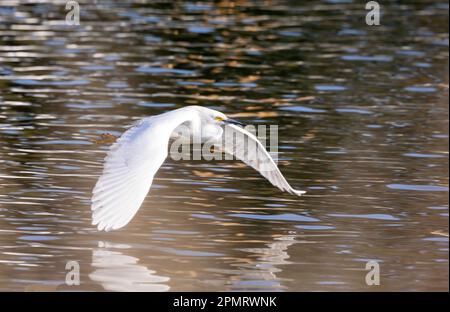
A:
[{"xmin": 0, "ymin": 0, "xmax": 448, "ymax": 291}]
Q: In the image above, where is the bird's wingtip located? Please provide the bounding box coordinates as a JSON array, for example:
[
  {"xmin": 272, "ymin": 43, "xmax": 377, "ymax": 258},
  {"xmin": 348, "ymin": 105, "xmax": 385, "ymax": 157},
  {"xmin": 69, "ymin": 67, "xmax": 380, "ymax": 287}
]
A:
[
  {"xmin": 292, "ymin": 189, "xmax": 306, "ymax": 196},
  {"xmin": 92, "ymin": 216, "xmax": 125, "ymax": 232}
]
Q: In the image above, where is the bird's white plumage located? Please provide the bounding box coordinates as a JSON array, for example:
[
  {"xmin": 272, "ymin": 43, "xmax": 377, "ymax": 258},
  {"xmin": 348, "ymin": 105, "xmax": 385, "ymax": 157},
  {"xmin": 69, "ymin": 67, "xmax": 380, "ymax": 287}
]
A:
[
  {"xmin": 91, "ymin": 106, "xmax": 305, "ymax": 231},
  {"xmin": 92, "ymin": 118, "xmax": 170, "ymax": 231},
  {"xmin": 222, "ymin": 124, "xmax": 306, "ymax": 196}
]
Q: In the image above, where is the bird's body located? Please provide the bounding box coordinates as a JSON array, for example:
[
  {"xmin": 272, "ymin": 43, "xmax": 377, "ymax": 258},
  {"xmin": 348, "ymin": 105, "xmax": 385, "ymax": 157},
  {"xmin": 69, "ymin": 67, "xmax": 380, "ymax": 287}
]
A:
[{"xmin": 92, "ymin": 106, "xmax": 305, "ymax": 231}]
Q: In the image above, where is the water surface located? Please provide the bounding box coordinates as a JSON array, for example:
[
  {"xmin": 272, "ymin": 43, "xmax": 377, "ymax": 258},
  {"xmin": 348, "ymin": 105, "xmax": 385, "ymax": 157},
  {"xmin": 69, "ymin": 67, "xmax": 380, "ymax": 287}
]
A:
[{"xmin": 0, "ymin": 0, "xmax": 448, "ymax": 291}]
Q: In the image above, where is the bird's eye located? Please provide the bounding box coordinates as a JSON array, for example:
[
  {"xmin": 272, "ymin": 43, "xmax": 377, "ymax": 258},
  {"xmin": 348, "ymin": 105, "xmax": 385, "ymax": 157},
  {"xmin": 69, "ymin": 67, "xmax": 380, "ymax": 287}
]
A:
[{"xmin": 214, "ymin": 116, "xmax": 224, "ymax": 122}]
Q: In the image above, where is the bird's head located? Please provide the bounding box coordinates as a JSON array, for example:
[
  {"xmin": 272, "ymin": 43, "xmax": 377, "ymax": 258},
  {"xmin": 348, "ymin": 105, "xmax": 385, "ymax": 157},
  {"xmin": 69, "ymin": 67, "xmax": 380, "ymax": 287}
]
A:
[
  {"xmin": 194, "ymin": 106, "xmax": 245, "ymax": 127},
  {"xmin": 213, "ymin": 115, "xmax": 245, "ymax": 127}
]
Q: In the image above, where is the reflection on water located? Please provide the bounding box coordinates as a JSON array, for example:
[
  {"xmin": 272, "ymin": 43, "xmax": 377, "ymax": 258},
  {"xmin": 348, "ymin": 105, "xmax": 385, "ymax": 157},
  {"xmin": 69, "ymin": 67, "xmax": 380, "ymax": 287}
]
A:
[
  {"xmin": 90, "ymin": 242, "xmax": 169, "ymax": 292},
  {"xmin": 0, "ymin": 0, "xmax": 448, "ymax": 291},
  {"xmin": 228, "ymin": 234, "xmax": 297, "ymax": 291}
]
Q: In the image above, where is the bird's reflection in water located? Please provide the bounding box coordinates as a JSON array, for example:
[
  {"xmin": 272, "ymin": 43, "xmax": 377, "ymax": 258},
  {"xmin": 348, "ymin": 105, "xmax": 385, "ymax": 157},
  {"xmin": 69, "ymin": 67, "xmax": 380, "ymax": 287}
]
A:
[
  {"xmin": 89, "ymin": 241, "xmax": 170, "ymax": 292},
  {"xmin": 227, "ymin": 234, "xmax": 297, "ymax": 291}
]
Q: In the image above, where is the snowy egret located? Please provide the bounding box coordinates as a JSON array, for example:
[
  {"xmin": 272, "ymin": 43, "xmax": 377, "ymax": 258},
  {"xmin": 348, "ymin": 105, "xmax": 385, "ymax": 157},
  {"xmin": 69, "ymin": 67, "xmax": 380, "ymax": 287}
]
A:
[{"xmin": 91, "ymin": 106, "xmax": 305, "ymax": 231}]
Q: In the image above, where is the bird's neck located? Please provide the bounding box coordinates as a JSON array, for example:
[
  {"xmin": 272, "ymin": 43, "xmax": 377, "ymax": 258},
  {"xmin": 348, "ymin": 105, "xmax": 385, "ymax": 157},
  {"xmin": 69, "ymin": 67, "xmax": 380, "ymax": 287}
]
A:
[{"xmin": 166, "ymin": 106, "xmax": 201, "ymax": 135}]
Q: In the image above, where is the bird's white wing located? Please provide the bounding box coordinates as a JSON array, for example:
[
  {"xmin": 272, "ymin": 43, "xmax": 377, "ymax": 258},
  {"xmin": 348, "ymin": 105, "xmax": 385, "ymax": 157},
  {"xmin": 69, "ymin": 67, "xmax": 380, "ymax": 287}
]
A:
[
  {"xmin": 91, "ymin": 118, "xmax": 169, "ymax": 231},
  {"xmin": 222, "ymin": 124, "xmax": 305, "ymax": 196}
]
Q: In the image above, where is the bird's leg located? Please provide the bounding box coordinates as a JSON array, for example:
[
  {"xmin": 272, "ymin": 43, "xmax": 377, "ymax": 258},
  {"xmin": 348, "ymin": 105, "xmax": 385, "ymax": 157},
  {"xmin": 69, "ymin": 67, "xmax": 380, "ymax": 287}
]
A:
[{"xmin": 92, "ymin": 133, "xmax": 118, "ymax": 145}]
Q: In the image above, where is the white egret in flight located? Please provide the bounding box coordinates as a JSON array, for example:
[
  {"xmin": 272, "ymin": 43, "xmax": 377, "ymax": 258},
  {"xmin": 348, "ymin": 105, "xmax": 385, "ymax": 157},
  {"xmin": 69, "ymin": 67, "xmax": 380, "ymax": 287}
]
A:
[{"xmin": 91, "ymin": 106, "xmax": 305, "ymax": 231}]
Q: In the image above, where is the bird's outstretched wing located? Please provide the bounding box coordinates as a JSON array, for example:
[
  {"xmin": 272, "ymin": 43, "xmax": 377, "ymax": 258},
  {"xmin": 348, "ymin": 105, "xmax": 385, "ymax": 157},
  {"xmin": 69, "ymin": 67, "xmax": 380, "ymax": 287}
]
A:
[
  {"xmin": 91, "ymin": 118, "xmax": 169, "ymax": 231},
  {"xmin": 221, "ymin": 124, "xmax": 306, "ymax": 196}
]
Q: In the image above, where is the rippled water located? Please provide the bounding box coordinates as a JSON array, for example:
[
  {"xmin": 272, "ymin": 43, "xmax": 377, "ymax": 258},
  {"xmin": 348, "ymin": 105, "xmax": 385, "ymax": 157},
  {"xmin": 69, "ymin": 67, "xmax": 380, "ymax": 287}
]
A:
[{"xmin": 0, "ymin": 0, "xmax": 448, "ymax": 291}]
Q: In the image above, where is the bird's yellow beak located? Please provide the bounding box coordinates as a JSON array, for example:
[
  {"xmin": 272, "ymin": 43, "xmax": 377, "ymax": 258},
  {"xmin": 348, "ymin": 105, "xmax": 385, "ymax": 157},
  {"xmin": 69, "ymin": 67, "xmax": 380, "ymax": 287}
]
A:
[
  {"xmin": 223, "ymin": 118, "xmax": 245, "ymax": 127},
  {"xmin": 215, "ymin": 116, "xmax": 245, "ymax": 126}
]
